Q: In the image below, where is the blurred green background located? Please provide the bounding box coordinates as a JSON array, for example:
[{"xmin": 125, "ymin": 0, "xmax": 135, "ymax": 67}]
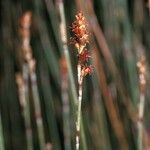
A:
[{"xmin": 0, "ymin": 0, "xmax": 150, "ymax": 150}]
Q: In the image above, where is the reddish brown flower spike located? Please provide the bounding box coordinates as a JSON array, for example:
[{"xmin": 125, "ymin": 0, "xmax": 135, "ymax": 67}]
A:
[
  {"xmin": 71, "ymin": 12, "xmax": 92, "ymax": 78},
  {"xmin": 71, "ymin": 12, "xmax": 89, "ymax": 47}
]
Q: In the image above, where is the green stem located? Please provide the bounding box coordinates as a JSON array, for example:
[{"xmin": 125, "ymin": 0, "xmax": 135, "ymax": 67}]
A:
[
  {"xmin": 76, "ymin": 64, "xmax": 83, "ymax": 150},
  {"xmin": 138, "ymin": 93, "xmax": 145, "ymax": 150},
  {"xmin": 23, "ymin": 64, "xmax": 34, "ymax": 150},
  {"xmin": 0, "ymin": 113, "xmax": 4, "ymax": 150},
  {"xmin": 30, "ymin": 71, "xmax": 45, "ymax": 150}
]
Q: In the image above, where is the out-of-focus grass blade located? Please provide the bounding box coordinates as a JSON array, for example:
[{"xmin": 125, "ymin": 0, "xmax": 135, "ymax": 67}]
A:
[
  {"xmin": 92, "ymin": 73, "xmax": 112, "ymax": 150},
  {"xmin": 36, "ymin": 53, "xmax": 61, "ymax": 150},
  {"xmin": 34, "ymin": 0, "xmax": 60, "ymax": 86},
  {"xmin": 0, "ymin": 114, "xmax": 4, "ymax": 150},
  {"xmin": 30, "ymin": 71, "xmax": 46, "ymax": 149},
  {"xmin": 23, "ymin": 65, "xmax": 34, "ymax": 150}
]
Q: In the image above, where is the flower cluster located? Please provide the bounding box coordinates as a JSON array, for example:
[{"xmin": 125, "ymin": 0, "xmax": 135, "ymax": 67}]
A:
[{"xmin": 71, "ymin": 12, "xmax": 92, "ymax": 77}]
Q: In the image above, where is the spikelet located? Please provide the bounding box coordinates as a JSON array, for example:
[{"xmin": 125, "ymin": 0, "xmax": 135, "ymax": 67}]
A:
[
  {"xmin": 71, "ymin": 12, "xmax": 89, "ymax": 50},
  {"xmin": 71, "ymin": 12, "xmax": 92, "ymax": 77}
]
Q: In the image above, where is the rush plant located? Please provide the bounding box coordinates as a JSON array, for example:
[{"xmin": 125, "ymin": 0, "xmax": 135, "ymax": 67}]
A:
[{"xmin": 70, "ymin": 12, "xmax": 92, "ymax": 150}]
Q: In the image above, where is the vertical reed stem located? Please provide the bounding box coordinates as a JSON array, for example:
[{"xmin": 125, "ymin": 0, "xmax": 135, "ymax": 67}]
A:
[
  {"xmin": 23, "ymin": 64, "xmax": 33, "ymax": 150},
  {"xmin": 60, "ymin": 54, "xmax": 71, "ymax": 150},
  {"xmin": 138, "ymin": 93, "xmax": 145, "ymax": 150},
  {"xmin": 0, "ymin": 114, "xmax": 4, "ymax": 150},
  {"xmin": 30, "ymin": 71, "xmax": 45, "ymax": 150},
  {"xmin": 19, "ymin": 11, "xmax": 45, "ymax": 149},
  {"xmin": 76, "ymin": 64, "xmax": 83, "ymax": 150},
  {"xmin": 136, "ymin": 52, "xmax": 146, "ymax": 150}
]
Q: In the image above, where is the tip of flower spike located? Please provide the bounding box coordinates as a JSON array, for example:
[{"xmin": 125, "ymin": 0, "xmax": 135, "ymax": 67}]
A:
[
  {"xmin": 75, "ymin": 12, "xmax": 84, "ymax": 19},
  {"xmin": 70, "ymin": 12, "xmax": 89, "ymax": 47}
]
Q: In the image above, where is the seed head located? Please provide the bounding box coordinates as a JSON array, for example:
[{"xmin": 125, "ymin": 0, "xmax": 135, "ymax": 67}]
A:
[
  {"xmin": 71, "ymin": 12, "xmax": 89, "ymax": 50},
  {"xmin": 71, "ymin": 12, "xmax": 92, "ymax": 77}
]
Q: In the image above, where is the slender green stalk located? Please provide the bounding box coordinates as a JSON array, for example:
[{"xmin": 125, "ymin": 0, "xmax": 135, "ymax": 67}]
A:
[
  {"xmin": 19, "ymin": 11, "xmax": 45, "ymax": 149},
  {"xmin": 76, "ymin": 64, "xmax": 83, "ymax": 150},
  {"xmin": 136, "ymin": 53, "xmax": 146, "ymax": 150},
  {"xmin": 64, "ymin": 48, "xmax": 88, "ymax": 150},
  {"xmin": 138, "ymin": 94, "xmax": 145, "ymax": 150},
  {"xmin": 30, "ymin": 72, "xmax": 45, "ymax": 149},
  {"xmin": 56, "ymin": 0, "xmax": 78, "ymax": 102},
  {"xmin": 62, "ymin": 80, "xmax": 71, "ymax": 150},
  {"xmin": 60, "ymin": 57, "xmax": 71, "ymax": 150},
  {"xmin": 23, "ymin": 64, "xmax": 34, "ymax": 150},
  {"xmin": 149, "ymin": 0, "xmax": 150, "ymax": 15},
  {"xmin": 0, "ymin": 114, "xmax": 4, "ymax": 150}
]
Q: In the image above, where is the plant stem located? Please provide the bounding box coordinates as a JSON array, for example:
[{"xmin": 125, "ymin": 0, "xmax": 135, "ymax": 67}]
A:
[
  {"xmin": 138, "ymin": 93, "xmax": 145, "ymax": 150},
  {"xmin": 60, "ymin": 56, "xmax": 71, "ymax": 150},
  {"xmin": 0, "ymin": 113, "xmax": 4, "ymax": 150},
  {"xmin": 23, "ymin": 64, "xmax": 34, "ymax": 150},
  {"xmin": 61, "ymin": 76, "xmax": 71, "ymax": 150},
  {"xmin": 76, "ymin": 64, "xmax": 83, "ymax": 150},
  {"xmin": 30, "ymin": 71, "xmax": 45, "ymax": 150}
]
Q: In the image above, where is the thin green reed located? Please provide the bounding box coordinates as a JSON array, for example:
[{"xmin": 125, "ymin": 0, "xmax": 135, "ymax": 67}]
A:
[{"xmin": 0, "ymin": 114, "xmax": 4, "ymax": 150}]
